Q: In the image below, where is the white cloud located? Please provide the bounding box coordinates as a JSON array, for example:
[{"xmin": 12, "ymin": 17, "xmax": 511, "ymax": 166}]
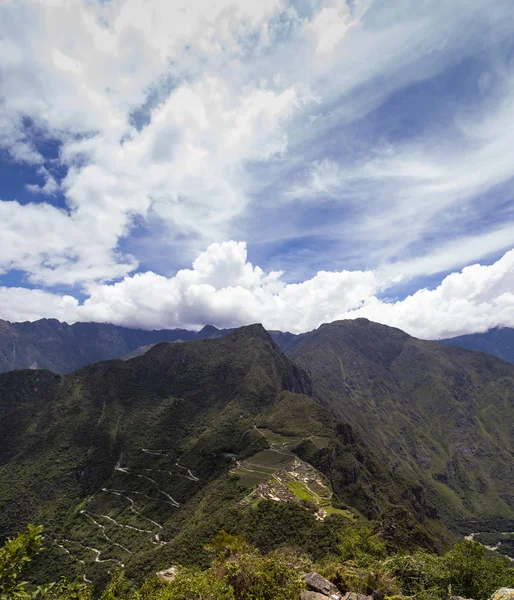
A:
[
  {"xmin": 1, "ymin": 241, "xmax": 513, "ymax": 341},
  {"xmin": 0, "ymin": 0, "xmax": 305, "ymax": 285},
  {"xmin": 76, "ymin": 241, "xmax": 377, "ymax": 331},
  {"xmin": 0, "ymin": 287, "xmax": 79, "ymax": 324},
  {"xmin": 0, "ymin": 0, "xmax": 514, "ymax": 337},
  {"xmin": 0, "ymin": 200, "xmax": 136, "ymax": 286},
  {"xmin": 346, "ymin": 249, "xmax": 514, "ymax": 339},
  {"xmin": 25, "ymin": 167, "xmax": 59, "ymax": 196},
  {"xmin": 307, "ymin": 0, "xmax": 371, "ymax": 54}
]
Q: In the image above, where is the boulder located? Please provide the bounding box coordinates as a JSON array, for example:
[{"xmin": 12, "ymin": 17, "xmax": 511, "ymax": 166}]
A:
[
  {"xmin": 342, "ymin": 593, "xmax": 373, "ymax": 600},
  {"xmin": 302, "ymin": 572, "xmax": 342, "ymax": 598},
  {"xmin": 491, "ymin": 590, "xmax": 514, "ymax": 600},
  {"xmin": 300, "ymin": 593, "xmax": 334, "ymax": 600},
  {"xmin": 156, "ymin": 566, "xmax": 177, "ymax": 582}
]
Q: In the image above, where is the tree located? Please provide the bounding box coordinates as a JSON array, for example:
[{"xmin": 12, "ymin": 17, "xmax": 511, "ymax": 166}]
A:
[{"xmin": 0, "ymin": 525, "xmax": 91, "ymax": 600}]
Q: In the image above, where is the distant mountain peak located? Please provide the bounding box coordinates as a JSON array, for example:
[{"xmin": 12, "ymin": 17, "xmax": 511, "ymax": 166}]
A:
[
  {"xmin": 198, "ymin": 324, "xmax": 220, "ymax": 334},
  {"xmin": 227, "ymin": 323, "xmax": 270, "ymax": 339},
  {"xmin": 441, "ymin": 326, "xmax": 514, "ymax": 364}
]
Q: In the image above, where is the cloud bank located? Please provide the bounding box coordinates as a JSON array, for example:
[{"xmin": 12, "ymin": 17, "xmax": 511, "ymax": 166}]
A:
[
  {"xmin": 1, "ymin": 241, "xmax": 512, "ymax": 340},
  {"xmin": 1, "ymin": 0, "xmax": 513, "ymax": 339}
]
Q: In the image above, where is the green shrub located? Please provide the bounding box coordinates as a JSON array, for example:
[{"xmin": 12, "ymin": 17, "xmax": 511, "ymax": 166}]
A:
[
  {"xmin": 383, "ymin": 541, "xmax": 514, "ymax": 600},
  {"xmin": 445, "ymin": 541, "xmax": 514, "ymax": 600},
  {"xmin": 0, "ymin": 524, "xmax": 91, "ymax": 599},
  {"xmin": 139, "ymin": 568, "xmax": 234, "ymax": 600},
  {"xmin": 382, "ymin": 550, "xmax": 449, "ymax": 599},
  {"xmin": 336, "ymin": 523, "xmax": 387, "ymax": 566}
]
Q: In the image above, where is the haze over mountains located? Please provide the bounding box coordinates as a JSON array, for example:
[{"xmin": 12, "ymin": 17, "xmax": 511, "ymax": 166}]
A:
[
  {"xmin": 0, "ymin": 319, "xmax": 223, "ymax": 374},
  {"xmin": 1, "ymin": 317, "xmax": 513, "ymax": 376},
  {"xmin": 440, "ymin": 328, "xmax": 514, "ymax": 366},
  {"xmin": 2, "ymin": 318, "xmax": 514, "ymax": 590}
]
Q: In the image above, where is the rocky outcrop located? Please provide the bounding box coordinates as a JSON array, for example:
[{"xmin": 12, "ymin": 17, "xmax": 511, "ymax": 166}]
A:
[
  {"xmin": 491, "ymin": 590, "xmax": 514, "ymax": 600},
  {"xmin": 300, "ymin": 572, "xmax": 373, "ymax": 600},
  {"xmin": 156, "ymin": 566, "xmax": 177, "ymax": 582},
  {"xmin": 302, "ymin": 572, "xmax": 341, "ymax": 598},
  {"xmin": 300, "ymin": 593, "xmax": 335, "ymax": 600}
]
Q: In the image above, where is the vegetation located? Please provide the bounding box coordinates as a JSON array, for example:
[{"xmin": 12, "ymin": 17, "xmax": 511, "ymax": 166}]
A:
[
  {"xmin": 289, "ymin": 319, "xmax": 514, "ymax": 523},
  {"xmin": 0, "ymin": 325, "xmax": 453, "ymax": 587},
  {"xmin": 2, "ymin": 323, "xmax": 514, "ymax": 593},
  {"xmin": 0, "ymin": 525, "xmax": 91, "ymax": 599},
  {"xmin": 384, "ymin": 541, "xmax": 514, "ymax": 600},
  {"xmin": 4, "ymin": 525, "xmax": 514, "ymax": 600}
]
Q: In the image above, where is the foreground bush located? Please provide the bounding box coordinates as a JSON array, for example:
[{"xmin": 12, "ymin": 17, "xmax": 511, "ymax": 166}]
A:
[
  {"xmin": 383, "ymin": 541, "xmax": 514, "ymax": 600},
  {"xmin": 0, "ymin": 525, "xmax": 91, "ymax": 599},
  {"xmin": 135, "ymin": 532, "xmax": 303, "ymax": 600},
  {"xmin": 4, "ymin": 524, "xmax": 514, "ymax": 600}
]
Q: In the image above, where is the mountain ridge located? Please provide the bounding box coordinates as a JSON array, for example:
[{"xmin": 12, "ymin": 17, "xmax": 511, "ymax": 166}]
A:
[
  {"xmin": 288, "ymin": 319, "xmax": 514, "ymax": 524},
  {"xmin": 441, "ymin": 327, "xmax": 514, "ymax": 365},
  {"xmin": 2, "ymin": 317, "xmax": 513, "ymax": 375},
  {"xmin": 0, "ymin": 323, "xmax": 451, "ymax": 588}
]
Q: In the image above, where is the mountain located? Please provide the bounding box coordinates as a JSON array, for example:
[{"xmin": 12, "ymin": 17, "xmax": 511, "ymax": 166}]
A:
[
  {"xmin": 3, "ymin": 319, "xmax": 514, "ymax": 590},
  {"xmin": 123, "ymin": 328, "xmax": 299, "ymax": 360},
  {"xmin": 0, "ymin": 325, "xmax": 442, "ymax": 590},
  {"xmin": 0, "ymin": 319, "xmax": 218, "ymax": 374},
  {"xmin": 0, "ymin": 318, "xmax": 302, "ymax": 374},
  {"xmin": 441, "ymin": 327, "xmax": 514, "ymax": 365},
  {"xmin": 287, "ymin": 319, "xmax": 514, "ymax": 524}
]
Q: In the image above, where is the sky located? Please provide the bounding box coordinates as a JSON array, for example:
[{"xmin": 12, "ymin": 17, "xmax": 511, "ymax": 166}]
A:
[{"xmin": 0, "ymin": 0, "xmax": 513, "ymax": 339}]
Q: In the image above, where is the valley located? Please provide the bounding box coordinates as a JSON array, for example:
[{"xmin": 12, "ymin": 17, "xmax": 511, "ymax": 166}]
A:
[{"xmin": 1, "ymin": 320, "xmax": 514, "ymax": 595}]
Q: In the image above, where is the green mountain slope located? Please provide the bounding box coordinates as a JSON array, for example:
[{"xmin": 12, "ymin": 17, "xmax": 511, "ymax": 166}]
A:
[
  {"xmin": 0, "ymin": 325, "xmax": 443, "ymax": 590},
  {"xmin": 287, "ymin": 319, "xmax": 514, "ymax": 524}
]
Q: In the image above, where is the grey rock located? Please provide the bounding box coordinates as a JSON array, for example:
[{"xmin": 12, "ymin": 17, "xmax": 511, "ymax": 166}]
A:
[
  {"xmin": 302, "ymin": 572, "xmax": 340, "ymax": 596},
  {"xmin": 491, "ymin": 589, "xmax": 514, "ymax": 600},
  {"xmin": 300, "ymin": 592, "xmax": 333, "ymax": 600},
  {"xmin": 156, "ymin": 566, "xmax": 177, "ymax": 582},
  {"xmin": 342, "ymin": 593, "xmax": 373, "ymax": 600}
]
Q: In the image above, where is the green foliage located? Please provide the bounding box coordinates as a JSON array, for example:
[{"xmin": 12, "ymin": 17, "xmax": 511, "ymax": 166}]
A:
[
  {"xmin": 336, "ymin": 524, "xmax": 387, "ymax": 566},
  {"xmin": 318, "ymin": 523, "xmax": 397, "ymax": 599},
  {"xmin": 0, "ymin": 525, "xmax": 91, "ymax": 600},
  {"xmin": 0, "ymin": 524, "xmax": 43, "ymax": 596},
  {"xmin": 382, "ymin": 550, "xmax": 450, "ymax": 599},
  {"xmin": 136, "ymin": 570, "xmax": 234, "ymax": 600},
  {"xmin": 5, "ymin": 524, "xmax": 514, "ymax": 600},
  {"xmin": 108, "ymin": 533, "xmax": 303, "ymax": 600},
  {"xmin": 445, "ymin": 541, "xmax": 514, "ymax": 600},
  {"xmin": 383, "ymin": 540, "xmax": 514, "ymax": 600},
  {"xmin": 101, "ymin": 571, "xmax": 134, "ymax": 600},
  {"xmin": 321, "ymin": 562, "xmax": 399, "ymax": 599}
]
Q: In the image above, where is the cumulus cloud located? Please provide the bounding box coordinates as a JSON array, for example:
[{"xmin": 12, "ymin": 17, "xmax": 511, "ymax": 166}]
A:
[
  {"xmin": 0, "ymin": 287, "xmax": 79, "ymax": 324},
  {"xmin": 25, "ymin": 167, "xmax": 59, "ymax": 196},
  {"xmin": 346, "ymin": 249, "xmax": 514, "ymax": 339},
  {"xmin": 0, "ymin": 0, "xmax": 308, "ymax": 284},
  {"xmin": 1, "ymin": 0, "xmax": 514, "ymax": 339},
  {"xmin": 0, "ymin": 200, "xmax": 136, "ymax": 286},
  {"xmin": 1, "ymin": 241, "xmax": 513, "ymax": 340}
]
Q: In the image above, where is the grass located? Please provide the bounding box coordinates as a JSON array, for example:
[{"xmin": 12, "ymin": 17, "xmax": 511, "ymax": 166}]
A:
[
  {"xmin": 234, "ymin": 449, "xmax": 296, "ymax": 488},
  {"xmin": 285, "ymin": 480, "xmax": 316, "ymax": 502},
  {"xmin": 258, "ymin": 428, "xmax": 303, "ymax": 447}
]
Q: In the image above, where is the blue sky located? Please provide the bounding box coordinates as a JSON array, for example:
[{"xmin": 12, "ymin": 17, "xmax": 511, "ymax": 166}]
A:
[{"xmin": 0, "ymin": 0, "xmax": 513, "ymax": 337}]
